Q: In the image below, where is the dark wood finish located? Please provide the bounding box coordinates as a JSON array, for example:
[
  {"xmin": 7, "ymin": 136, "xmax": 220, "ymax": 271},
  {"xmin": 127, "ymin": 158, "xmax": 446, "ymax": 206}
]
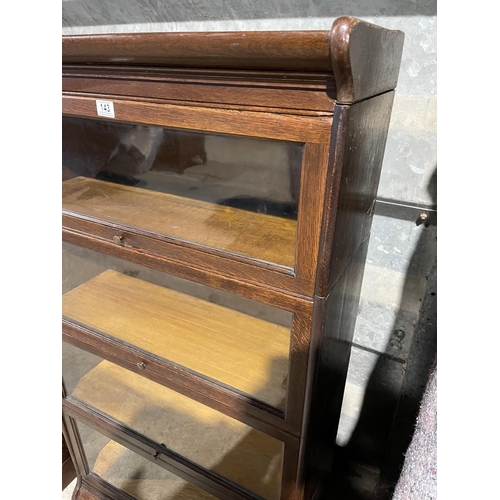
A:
[
  {"xmin": 62, "ymin": 16, "xmax": 403, "ymax": 105},
  {"xmin": 62, "ymin": 67, "xmax": 336, "ymax": 114},
  {"xmin": 294, "ymin": 143, "xmax": 331, "ymax": 286},
  {"xmin": 62, "ymin": 94, "xmax": 333, "ymax": 144},
  {"xmin": 63, "ymin": 434, "xmax": 77, "ymax": 490},
  {"xmin": 63, "ymin": 434, "xmax": 71, "ymax": 466},
  {"xmin": 297, "ymin": 92, "xmax": 397, "ymax": 498},
  {"xmin": 62, "ymin": 225, "xmax": 315, "ymax": 306},
  {"xmin": 317, "ymin": 92, "xmax": 396, "ymax": 296},
  {"xmin": 62, "ymin": 16, "xmax": 403, "ymax": 500},
  {"xmin": 330, "ymin": 16, "xmax": 404, "ymax": 104},
  {"xmin": 301, "ymin": 238, "xmax": 371, "ymax": 500},
  {"xmin": 63, "ymin": 412, "xmax": 89, "ymax": 481},
  {"xmin": 62, "ymin": 31, "xmax": 332, "ymax": 71}
]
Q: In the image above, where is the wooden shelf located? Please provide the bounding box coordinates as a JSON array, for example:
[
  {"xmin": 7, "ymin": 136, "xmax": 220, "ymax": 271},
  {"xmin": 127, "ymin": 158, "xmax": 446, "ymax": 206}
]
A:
[
  {"xmin": 62, "ymin": 177, "xmax": 297, "ymax": 268},
  {"xmin": 62, "ymin": 270, "xmax": 290, "ymax": 409},
  {"xmin": 74, "ymin": 360, "xmax": 283, "ymax": 500}
]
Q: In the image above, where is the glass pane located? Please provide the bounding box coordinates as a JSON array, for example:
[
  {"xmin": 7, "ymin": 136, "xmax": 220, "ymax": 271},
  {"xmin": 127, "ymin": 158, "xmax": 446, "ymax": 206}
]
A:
[
  {"xmin": 68, "ymin": 349, "xmax": 284, "ymax": 500},
  {"xmin": 63, "ymin": 243, "xmax": 291, "ymax": 411},
  {"xmin": 75, "ymin": 421, "xmax": 217, "ymax": 500},
  {"xmin": 62, "ymin": 116, "xmax": 303, "ymax": 268}
]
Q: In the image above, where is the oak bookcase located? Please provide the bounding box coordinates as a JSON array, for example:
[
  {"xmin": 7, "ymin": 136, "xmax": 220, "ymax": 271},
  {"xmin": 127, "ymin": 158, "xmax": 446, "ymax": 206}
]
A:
[{"xmin": 62, "ymin": 16, "xmax": 404, "ymax": 500}]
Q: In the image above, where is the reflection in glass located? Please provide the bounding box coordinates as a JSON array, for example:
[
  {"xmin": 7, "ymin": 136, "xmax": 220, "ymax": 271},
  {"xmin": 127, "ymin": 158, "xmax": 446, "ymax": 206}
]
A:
[
  {"xmin": 67, "ymin": 348, "xmax": 284, "ymax": 500},
  {"xmin": 62, "ymin": 116, "xmax": 303, "ymax": 268},
  {"xmin": 76, "ymin": 421, "xmax": 217, "ymax": 500},
  {"xmin": 63, "ymin": 243, "xmax": 291, "ymax": 411}
]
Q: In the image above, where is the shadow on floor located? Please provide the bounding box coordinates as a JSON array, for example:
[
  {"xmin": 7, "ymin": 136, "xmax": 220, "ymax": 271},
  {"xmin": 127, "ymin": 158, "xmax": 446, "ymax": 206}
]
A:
[{"xmin": 323, "ymin": 170, "xmax": 437, "ymax": 500}]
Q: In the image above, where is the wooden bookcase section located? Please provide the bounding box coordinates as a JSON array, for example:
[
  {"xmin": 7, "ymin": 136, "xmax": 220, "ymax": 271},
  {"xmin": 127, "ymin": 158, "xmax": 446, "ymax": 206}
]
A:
[
  {"xmin": 62, "ymin": 16, "xmax": 404, "ymax": 500},
  {"xmin": 63, "ymin": 270, "xmax": 290, "ymax": 409},
  {"xmin": 63, "ymin": 177, "xmax": 297, "ymax": 269},
  {"xmin": 69, "ymin": 360, "xmax": 284, "ymax": 500}
]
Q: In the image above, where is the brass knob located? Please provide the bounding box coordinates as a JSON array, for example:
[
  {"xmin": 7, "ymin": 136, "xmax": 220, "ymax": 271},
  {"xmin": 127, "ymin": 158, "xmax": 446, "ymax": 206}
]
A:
[
  {"xmin": 136, "ymin": 362, "xmax": 146, "ymax": 370},
  {"xmin": 113, "ymin": 235, "xmax": 123, "ymax": 245}
]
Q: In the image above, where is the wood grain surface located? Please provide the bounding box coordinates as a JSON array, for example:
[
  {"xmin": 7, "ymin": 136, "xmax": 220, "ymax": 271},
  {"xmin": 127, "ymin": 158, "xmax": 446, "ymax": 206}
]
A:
[
  {"xmin": 63, "ymin": 177, "xmax": 297, "ymax": 269},
  {"xmin": 62, "ymin": 66, "xmax": 336, "ymax": 114},
  {"xmin": 62, "ymin": 270, "xmax": 290, "ymax": 408},
  {"xmin": 320, "ymin": 92, "xmax": 395, "ymax": 294},
  {"xmin": 329, "ymin": 16, "xmax": 404, "ymax": 103},
  {"xmin": 63, "ymin": 17, "xmax": 404, "ymax": 104},
  {"xmin": 62, "ymin": 94, "xmax": 333, "ymax": 144},
  {"xmin": 62, "ymin": 31, "xmax": 331, "ymax": 71}
]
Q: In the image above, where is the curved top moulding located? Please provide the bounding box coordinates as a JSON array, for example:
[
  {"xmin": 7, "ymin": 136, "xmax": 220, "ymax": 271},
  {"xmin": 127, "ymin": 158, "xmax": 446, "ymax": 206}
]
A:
[{"xmin": 62, "ymin": 16, "xmax": 404, "ymax": 104}]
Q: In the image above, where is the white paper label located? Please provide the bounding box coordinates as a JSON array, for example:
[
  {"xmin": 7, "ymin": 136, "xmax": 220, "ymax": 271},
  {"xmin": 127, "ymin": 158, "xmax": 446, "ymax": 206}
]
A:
[{"xmin": 96, "ymin": 100, "xmax": 115, "ymax": 118}]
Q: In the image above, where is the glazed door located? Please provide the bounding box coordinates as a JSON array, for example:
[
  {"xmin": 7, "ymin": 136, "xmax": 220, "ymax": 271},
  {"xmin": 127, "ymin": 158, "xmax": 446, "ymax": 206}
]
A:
[{"xmin": 62, "ymin": 96, "xmax": 332, "ymax": 297}]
